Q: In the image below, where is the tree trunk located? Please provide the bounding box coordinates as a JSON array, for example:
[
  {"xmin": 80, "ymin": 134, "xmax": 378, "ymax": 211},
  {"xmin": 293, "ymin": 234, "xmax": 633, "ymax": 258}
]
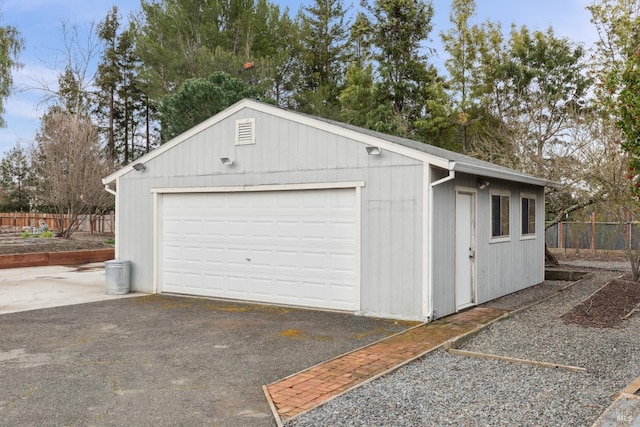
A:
[{"xmin": 545, "ymin": 243, "xmax": 558, "ymax": 266}]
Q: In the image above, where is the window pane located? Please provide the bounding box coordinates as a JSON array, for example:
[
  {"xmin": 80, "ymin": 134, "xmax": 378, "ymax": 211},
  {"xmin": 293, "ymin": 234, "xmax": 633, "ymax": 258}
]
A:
[
  {"xmin": 501, "ymin": 196, "xmax": 509, "ymax": 236},
  {"xmin": 521, "ymin": 197, "xmax": 535, "ymax": 235},
  {"xmin": 491, "ymin": 195, "xmax": 501, "ymax": 237},
  {"xmin": 492, "ymin": 194, "xmax": 510, "ymax": 238}
]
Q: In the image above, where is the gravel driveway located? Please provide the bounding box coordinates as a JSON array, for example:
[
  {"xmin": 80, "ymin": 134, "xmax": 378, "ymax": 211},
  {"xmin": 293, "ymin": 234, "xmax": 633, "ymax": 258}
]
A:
[{"xmin": 289, "ymin": 269, "xmax": 640, "ymax": 426}]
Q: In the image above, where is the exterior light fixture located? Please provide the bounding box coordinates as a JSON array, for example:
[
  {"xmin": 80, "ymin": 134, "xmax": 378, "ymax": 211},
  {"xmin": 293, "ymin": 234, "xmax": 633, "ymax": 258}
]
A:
[
  {"xmin": 220, "ymin": 157, "xmax": 234, "ymax": 165},
  {"xmin": 365, "ymin": 146, "xmax": 381, "ymax": 156},
  {"xmin": 477, "ymin": 179, "xmax": 490, "ymax": 190},
  {"xmin": 132, "ymin": 163, "xmax": 146, "ymax": 172}
]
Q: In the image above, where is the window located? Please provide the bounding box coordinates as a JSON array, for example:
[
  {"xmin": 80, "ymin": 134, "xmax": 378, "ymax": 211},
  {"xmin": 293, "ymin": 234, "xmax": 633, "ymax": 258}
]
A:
[
  {"xmin": 491, "ymin": 193, "xmax": 510, "ymax": 238},
  {"xmin": 521, "ymin": 196, "xmax": 536, "ymax": 236}
]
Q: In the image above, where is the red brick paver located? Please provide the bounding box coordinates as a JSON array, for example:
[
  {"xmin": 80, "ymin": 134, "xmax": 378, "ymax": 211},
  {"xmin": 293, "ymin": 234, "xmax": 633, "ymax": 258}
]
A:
[{"xmin": 265, "ymin": 307, "xmax": 508, "ymax": 421}]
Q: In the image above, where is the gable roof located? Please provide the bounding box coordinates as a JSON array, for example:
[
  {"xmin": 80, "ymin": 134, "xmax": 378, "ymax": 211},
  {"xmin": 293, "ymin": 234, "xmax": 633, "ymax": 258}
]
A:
[{"xmin": 103, "ymin": 99, "xmax": 556, "ymax": 188}]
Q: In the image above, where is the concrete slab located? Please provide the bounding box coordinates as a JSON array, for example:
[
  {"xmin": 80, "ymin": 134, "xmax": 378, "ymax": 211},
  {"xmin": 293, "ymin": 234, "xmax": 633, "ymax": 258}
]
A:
[{"xmin": 0, "ymin": 263, "xmax": 140, "ymax": 315}]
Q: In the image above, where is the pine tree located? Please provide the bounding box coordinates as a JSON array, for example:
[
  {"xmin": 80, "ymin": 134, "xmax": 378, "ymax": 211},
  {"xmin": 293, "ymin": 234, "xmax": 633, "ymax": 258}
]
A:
[
  {"xmin": 96, "ymin": 7, "xmax": 151, "ymax": 165},
  {"xmin": 361, "ymin": 0, "xmax": 450, "ymax": 141},
  {"xmin": 441, "ymin": 0, "xmax": 479, "ymax": 153},
  {"xmin": 293, "ymin": 0, "xmax": 351, "ymax": 119}
]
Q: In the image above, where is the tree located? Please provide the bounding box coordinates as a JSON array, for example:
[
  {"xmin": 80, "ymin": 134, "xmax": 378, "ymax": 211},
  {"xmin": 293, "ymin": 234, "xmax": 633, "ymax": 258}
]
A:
[
  {"xmin": 338, "ymin": 11, "xmax": 391, "ymax": 130},
  {"xmin": 136, "ymin": 0, "xmax": 296, "ymax": 111},
  {"xmin": 159, "ymin": 71, "xmax": 267, "ymax": 141},
  {"xmin": 590, "ymin": 0, "xmax": 640, "ymax": 279},
  {"xmin": 42, "ymin": 22, "xmax": 100, "ymax": 114},
  {"xmin": 96, "ymin": 6, "xmax": 119, "ymax": 161},
  {"xmin": 440, "ymin": 0, "xmax": 479, "ymax": 153},
  {"xmin": 249, "ymin": 1, "xmax": 299, "ymax": 105},
  {"xmin": 266, "ymin": 14, "xmax": 300, "ymax": 106},
  {"xmin": 0, "ymin": 144, "xmax": 34, "ymax": 212},
  {"xmin": 0, "ymin": 11, "xmax": 23, "ymax": 127},
  {"xmin": 136, "ymin": 0, "xmax": 256, "ymax": 100},
  {"xmin": 34, "ymin": 111, "xmax": 112, "ymax": 238},
  {"xmin": 590, "ymin": 0, "xmax": 640, "ymax": 194},
  {"xmin": 470, "ymin": 25, "xmax": 590, "ymax": 180},
  {"xmin": 293, "ymin": 0, "xmax": 350, "ymax": 119},
  {"xmin": 609, "ymin": 52, "xmax": 640, "ymax": 194},
  {"xmin": 360, "ymin": 0, "xmax": 450, "ymax": 141},
  {"xmin": 96, "ymin": 8, "xmax": 154, "ymax": 165}
]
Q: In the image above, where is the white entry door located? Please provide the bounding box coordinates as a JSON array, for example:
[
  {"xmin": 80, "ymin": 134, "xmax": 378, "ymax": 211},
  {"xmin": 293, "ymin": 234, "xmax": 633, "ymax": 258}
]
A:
[
  {"xmin": 158, "ymin": 188, "xmax": 358, "ymax": 311},
  {"xmin": 455, "ymin": 190, "xmax": 476, "ymax": 310}
]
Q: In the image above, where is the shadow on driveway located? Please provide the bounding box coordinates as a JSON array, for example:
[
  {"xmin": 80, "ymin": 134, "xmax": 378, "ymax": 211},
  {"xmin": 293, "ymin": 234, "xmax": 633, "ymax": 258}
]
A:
[{"xmin": 0, "ymin": 295, "xmax": 417, "ymax": 426}]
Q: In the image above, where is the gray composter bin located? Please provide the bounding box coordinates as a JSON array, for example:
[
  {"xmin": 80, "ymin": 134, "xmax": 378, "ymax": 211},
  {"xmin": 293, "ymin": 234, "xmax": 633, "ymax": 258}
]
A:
[{"xmin": 105, "ymin": 259, "xmax": 131, "ymax": 295}]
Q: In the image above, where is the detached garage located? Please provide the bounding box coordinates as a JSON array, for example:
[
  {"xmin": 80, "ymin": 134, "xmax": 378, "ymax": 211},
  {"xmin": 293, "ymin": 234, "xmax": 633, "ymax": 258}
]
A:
[{"xmin": 103, "ymin": 99, "xmax": 554, "ymax": 321}]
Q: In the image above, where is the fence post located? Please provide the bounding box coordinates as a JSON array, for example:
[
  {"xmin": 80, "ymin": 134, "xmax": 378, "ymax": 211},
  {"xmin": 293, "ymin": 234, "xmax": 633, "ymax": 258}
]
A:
[
  {"xmin": 558, "ymin": 220, "xmax": 564, "ymax": 249},
  {"xmin": 591, "ymin": 212, "xmax": 596, "ymax": 252}
]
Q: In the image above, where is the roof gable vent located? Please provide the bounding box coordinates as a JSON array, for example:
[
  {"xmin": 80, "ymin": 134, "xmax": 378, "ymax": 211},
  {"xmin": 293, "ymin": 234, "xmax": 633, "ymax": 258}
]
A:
[{"xmin": 235, "ymin": 118, "xmax": 255, "ymax": 145}]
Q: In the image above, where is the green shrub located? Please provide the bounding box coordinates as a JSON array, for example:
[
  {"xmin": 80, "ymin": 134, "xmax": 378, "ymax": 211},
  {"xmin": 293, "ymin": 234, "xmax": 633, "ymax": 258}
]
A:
[
  {"xmin": 105, "ymin": 237, "xmax": 115, "ymax": 245},
  {"xmin": 20, "ymin": 230, "xmax": 30, "ymax": 238},
  {"xmin": 40, "ymin": 230, "xmax": 53, "ymax": 238}
]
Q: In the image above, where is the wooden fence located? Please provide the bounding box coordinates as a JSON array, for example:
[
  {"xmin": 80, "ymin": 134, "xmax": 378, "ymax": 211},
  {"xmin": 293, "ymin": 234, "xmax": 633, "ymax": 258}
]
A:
[{"xmin": 0, "ymin": 212, "xmax": 114, "ymax": 233}]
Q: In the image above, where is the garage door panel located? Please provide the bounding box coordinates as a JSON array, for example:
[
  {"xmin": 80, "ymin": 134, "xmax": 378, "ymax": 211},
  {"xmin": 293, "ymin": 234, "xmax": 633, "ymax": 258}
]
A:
[
  {"xmin": 331, "ymin": 254, "xmax": 357, "ymax": 272},
  {"xmin": 160, "ymin": 189, "xmax": 358, "ymax": 311},
  {"xmin": 201, "ymin": 273, "xmax": 226, "ymax": 292}
]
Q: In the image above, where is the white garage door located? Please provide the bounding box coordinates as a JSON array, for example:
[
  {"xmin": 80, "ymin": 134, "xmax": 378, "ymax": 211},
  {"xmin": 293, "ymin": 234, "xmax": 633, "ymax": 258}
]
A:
[{"xmin": 159, "ymin": 188, "xmax": 358, "ymax": 311}]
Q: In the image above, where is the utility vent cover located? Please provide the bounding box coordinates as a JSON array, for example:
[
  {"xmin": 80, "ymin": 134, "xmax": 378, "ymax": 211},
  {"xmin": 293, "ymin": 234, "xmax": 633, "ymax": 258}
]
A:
[{"xmin": 235, "ymin": 118, "xmax": 255, "ymax": 145}]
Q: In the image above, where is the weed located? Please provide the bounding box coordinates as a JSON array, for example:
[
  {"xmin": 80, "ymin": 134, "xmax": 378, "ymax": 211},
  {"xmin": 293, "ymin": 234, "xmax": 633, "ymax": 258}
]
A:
[
  {"xmin": 279, "ymin": 329, "xmax": 304, "ymax": 338},
  {"xmin": 20, "ymin": 230, "xmax": 30, "ymax": 238}
]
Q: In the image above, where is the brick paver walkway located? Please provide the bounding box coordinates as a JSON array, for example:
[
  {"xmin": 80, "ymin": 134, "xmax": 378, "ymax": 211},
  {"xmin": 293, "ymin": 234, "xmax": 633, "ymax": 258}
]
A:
[{"xmin": 265, "ymin": 307, "xmax": 509, "ymax": 422}]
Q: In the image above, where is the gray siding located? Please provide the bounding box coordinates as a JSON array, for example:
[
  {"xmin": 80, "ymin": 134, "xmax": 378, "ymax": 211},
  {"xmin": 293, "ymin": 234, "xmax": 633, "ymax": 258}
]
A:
[
  {"xmin": 430, "ymin": 171, "xmax": 455, "ymax": 319},
  {"xmin": 116, "ymin": 107, "xmax": 425, "ymax": 320},
  {"xmin": 431, "ymin": 171, "xmax": 545, "ymax": 318}
]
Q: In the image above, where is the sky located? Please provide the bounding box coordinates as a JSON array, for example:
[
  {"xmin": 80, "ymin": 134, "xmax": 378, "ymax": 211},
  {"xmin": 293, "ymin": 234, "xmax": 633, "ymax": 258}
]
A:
[{"xmin": 0, "ymin": 0, "xmax": 599, "ymax": 157}]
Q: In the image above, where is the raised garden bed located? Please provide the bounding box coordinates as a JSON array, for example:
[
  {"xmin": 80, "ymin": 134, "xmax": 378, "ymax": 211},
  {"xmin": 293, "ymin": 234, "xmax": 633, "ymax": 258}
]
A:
[{"xmin": 0, "ymin": 248, "xmax": 115, "ymax": 269}]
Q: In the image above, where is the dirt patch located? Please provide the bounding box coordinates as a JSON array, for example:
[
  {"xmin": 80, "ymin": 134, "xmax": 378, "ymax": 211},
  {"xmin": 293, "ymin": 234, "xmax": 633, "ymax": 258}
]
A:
[
  {"xmin": 0, "ymin": 233, "xmax": 113, "ymax": 255},
  {"xmin": 561, "ymin": 278, "xmax": 640, "ymax": 328}
]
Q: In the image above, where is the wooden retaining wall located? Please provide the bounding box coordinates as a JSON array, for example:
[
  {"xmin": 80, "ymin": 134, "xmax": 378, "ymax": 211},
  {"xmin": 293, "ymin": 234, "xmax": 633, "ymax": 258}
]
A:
[{"xmin": 0, "ymin": 248, "xmax": 115, "ymax": 269}]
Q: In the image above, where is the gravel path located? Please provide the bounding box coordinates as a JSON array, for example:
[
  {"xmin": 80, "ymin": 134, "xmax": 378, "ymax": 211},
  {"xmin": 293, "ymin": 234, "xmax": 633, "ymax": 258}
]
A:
[
  {"xmin": 560, "ymin": 260, "xmax": 632, "ymax": 272},
  {"xmin": 288, "ymin": 271, "xmax": 640, "ymax": 426}
]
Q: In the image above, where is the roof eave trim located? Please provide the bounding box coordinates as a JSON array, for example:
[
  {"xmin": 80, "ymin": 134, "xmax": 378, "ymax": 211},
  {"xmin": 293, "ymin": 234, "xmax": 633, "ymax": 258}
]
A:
[
  {"xmin": 451, "ymin": 162, "xmax": 560, "ymax": 188},
  {"xmin": 244, "ymin": 100, "xmax": 449, "ymax": 168},
  {"xmin": 102, "ymin": 100, "xmax": 252, "ymax": 184}
]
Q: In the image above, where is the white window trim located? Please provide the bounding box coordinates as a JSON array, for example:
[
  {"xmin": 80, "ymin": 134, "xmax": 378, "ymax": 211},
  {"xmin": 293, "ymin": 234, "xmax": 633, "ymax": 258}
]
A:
[
  {"xmin": 490, "ymin": 190, "xmax": 511, "ymax": 243},
  {"xmin": 520, "ymin": 193, "xmax": 537, "ymax": 240}
]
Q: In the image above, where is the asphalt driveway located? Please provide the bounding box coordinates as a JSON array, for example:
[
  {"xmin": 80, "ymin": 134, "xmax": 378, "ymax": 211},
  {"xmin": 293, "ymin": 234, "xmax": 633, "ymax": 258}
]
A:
[{"xmin": 0, "ymin": 294, "xmax": 416, "ymax": 426}]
